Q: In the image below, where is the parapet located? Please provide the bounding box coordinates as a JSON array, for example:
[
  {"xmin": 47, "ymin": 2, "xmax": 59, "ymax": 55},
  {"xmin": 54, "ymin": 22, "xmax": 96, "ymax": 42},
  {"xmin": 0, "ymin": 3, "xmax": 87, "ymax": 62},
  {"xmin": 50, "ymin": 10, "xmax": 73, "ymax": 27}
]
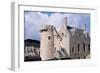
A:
[{"xmin": 40, "ymin": 25, "xmax": 54, "ymax": 32}]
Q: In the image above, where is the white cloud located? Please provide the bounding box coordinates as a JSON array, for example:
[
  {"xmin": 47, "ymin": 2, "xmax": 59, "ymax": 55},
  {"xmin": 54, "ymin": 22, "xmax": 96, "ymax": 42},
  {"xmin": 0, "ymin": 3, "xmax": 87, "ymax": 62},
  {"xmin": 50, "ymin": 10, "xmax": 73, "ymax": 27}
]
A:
[
  {"xmin": 24, "ymin": 12, "xmax": 65, "ymax": 40},
  {"xmin": 64, "ymin": 14, "xmax": 81, "ymax": 28},
  {"xmin": 48, "ymin": 13, "xmax": 64, "ymax": 31},
  {"xmin": 24, "ymin": 12, "xmax": 49, "ymax": 40},
  {"xmin": 24, "ymin": 12, "xmax": 90, "ymax": 40}
]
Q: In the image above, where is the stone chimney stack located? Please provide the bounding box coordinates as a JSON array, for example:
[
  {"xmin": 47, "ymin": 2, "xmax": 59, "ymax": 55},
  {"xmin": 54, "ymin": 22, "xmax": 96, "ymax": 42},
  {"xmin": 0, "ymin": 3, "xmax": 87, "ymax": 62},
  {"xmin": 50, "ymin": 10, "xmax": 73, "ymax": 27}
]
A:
[
  {"xmin": 64, "ymin": 17, "xmax": 67, "ymax": 25},
  {"xmin": 63, "ymin": 17, "xmax": 68, "ymax": 29},
  {"xmin": 82, "ymin": 24, "xmax": 86, "ymax": 31}
]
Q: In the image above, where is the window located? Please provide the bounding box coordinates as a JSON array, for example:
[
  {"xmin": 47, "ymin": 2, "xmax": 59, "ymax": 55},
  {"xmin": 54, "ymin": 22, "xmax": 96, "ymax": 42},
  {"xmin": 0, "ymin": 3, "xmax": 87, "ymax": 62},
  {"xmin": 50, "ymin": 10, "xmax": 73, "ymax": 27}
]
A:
[
  {"xmin": 72, "ymin": 47, "xmax": 74, "ymax": 53},
  {"xmin": 48, "ymin": 36, "xmax": 51, "ymax": 40},
  {"xmin": 78, "ymin": 44, "xmax": 80, "ymax": 52},
  {"xmin": 61, "ymin": 48, "xmax": 64, "ymax": 52},
  {"xmin": 62, "ymin": 33, "xmax": 64, "ymax": 35},
  {"xmin": 83, "ymin": 43, "xmax": 85, "ymax": 51},
  {"xmin": 88, "ymin": 44, "xmax": 90, "ymax": 51}
]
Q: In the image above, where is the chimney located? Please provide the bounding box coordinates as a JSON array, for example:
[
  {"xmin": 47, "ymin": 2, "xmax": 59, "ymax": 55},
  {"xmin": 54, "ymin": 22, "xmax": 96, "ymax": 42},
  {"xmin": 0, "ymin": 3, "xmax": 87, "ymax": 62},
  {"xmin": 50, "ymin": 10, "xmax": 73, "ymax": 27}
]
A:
[
  {"xmin": 82, "ymin": 24, "xmax": 86, "ymax": 31},
  {"xmin": 64, "ymin": 17, "xmax": 67, "ymax": 25}
]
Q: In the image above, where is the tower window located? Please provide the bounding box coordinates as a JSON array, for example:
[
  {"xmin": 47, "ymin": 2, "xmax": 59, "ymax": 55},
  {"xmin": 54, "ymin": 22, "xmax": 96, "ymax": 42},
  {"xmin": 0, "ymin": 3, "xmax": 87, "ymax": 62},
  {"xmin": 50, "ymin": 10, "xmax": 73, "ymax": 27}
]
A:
[
  {"xmin": 48, "ymin": 36, "xmax": 51, "ymax": 40},
  {"xmin": 62, "ymin": 33, "xmax": 64, "ymax": 36}
]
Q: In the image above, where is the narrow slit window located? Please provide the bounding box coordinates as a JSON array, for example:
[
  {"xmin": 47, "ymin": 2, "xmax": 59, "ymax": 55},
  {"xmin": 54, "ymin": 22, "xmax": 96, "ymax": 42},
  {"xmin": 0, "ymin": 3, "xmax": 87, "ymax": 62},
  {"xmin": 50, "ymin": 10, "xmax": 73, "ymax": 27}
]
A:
[
  {"xmin": 62, "ymin": 33, "xmax": 64, "ymax": 36},
  {"xmin": 78, "ymin": 44, "xmax": 80, "ymax": 52},
  {"xmin": 48, "ymin": 36, "xmax": 51, "ymax": 40},
  {"xmin": 83, "ymin": 43, "xmax": 85, "ymax": 51},
  {"xmin": 72, "ymin": 47, "xmax": 74, "ymax": 53},
  {"xmin": 88, "ymin": 44, "xmax": 90, "ymax": 51}
]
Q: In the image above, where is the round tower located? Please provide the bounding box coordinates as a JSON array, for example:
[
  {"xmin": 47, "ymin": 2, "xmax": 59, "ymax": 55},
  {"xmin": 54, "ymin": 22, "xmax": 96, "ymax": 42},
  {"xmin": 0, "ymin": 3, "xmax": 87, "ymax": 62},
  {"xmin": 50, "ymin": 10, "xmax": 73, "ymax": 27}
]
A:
[{"xmin": 40, "ymin": 25, "xmax": 55, "ymax": 60}]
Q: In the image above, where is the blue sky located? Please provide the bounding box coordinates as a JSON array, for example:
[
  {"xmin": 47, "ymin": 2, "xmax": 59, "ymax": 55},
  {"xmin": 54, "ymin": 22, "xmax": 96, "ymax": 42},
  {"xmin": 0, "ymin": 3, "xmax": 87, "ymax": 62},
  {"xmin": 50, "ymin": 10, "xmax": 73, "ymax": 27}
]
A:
[{"xmin": 24, "ymin": 11, "xmax": 90, "ymax": 41}]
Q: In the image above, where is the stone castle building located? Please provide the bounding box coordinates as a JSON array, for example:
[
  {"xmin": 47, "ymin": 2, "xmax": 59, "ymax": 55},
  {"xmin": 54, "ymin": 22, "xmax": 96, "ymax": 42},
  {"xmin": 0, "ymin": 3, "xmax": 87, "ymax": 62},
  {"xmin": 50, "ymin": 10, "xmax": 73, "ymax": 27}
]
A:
[{"xmin": 40, "ymin": 17, "xmax": 90, "ymax": 61}]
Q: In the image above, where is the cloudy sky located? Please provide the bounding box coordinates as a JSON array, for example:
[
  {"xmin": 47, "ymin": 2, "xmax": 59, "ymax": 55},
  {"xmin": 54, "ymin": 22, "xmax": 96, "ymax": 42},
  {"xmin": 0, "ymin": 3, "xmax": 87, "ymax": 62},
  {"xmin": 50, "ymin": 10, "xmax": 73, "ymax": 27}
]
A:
[{"xmin": 24, "ymin": 11, "xmax": 90, "ymax": 41}]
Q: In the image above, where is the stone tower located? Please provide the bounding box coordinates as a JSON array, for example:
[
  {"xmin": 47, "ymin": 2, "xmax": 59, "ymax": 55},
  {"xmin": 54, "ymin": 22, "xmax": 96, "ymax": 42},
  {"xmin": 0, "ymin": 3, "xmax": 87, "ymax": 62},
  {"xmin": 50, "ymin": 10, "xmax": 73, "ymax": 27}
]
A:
[{"xmin": 40, "ymin": 25, "xmax": 55, "ymax": 60}]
